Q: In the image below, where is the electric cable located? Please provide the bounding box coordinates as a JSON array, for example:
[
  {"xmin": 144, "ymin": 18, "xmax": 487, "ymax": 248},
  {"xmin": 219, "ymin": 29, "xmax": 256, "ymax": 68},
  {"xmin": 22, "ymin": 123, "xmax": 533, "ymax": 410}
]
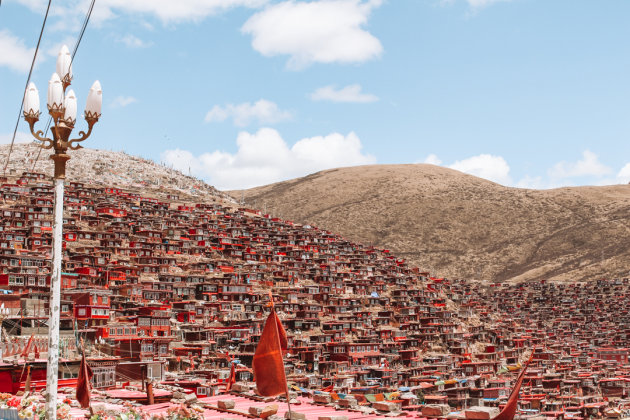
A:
[{"xmin": 2, "ymin": 0, "xmax": 52, "ymax": 176}]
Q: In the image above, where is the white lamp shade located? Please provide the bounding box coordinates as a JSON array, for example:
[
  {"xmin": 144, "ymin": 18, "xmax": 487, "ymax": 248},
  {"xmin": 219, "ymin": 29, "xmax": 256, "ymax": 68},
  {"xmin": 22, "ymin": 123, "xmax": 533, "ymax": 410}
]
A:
[
  {"xmin": 63, "ymin": 89, "xmax": 77, "ymax": 124},
  {"xmin": 47, "ymin": 72, "xmax": 64, "ymax": 111},
  {"xmin": 56, "ymin": 45, "xmax": 72, "ymax": 82},
  {"xmin": 24, "ymin": 82, "xmax": 40, "ymax": 116},
  {"xmin": 85, "ymin": 80, "xmax": 102, "ymax": 117}
]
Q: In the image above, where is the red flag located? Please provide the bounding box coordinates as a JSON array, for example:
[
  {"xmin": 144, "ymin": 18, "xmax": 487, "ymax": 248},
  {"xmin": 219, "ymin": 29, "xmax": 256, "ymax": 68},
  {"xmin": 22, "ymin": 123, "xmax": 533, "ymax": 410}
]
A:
[
  {"xmin": 76, "ymin": 352, "xmax": 93, "ymax": 409},
  {"xmin": 253, "ymin": 309, "xmax": 287, "ymax": 396},
  {"xmin": 492, "ymin": 352, "xmax": 534, "ymax": 420},
  {"xmin": 225, "ymin": 362, "xmax": 236, "ymax": 391},
  {"xmin": 321, "ymin": 384, "xmax": 334, "ymax": 393},
  {"xmin": 21, "ymin": 335, "xmax": 34, "ymax": 358}
]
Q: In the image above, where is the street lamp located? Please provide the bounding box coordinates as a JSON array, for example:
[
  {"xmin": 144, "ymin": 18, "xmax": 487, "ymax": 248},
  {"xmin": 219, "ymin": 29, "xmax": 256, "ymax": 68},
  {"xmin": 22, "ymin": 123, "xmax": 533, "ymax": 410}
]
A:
[{"xmin": 22, "ymin": 44, "xmax": 102, "ymax": 420}]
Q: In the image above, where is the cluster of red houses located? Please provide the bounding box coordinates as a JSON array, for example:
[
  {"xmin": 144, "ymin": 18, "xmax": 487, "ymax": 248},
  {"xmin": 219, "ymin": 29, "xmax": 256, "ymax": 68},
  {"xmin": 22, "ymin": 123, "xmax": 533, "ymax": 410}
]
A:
[{"xmin": 0, "ymin": 171, "xmax": 628, "ymax": 419}]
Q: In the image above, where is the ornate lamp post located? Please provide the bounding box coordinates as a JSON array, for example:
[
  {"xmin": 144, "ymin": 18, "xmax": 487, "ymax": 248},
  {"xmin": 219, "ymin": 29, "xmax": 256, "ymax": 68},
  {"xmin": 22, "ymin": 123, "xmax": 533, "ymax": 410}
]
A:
[{"xmin": 22, "ymin": 44, "xmax": 102, "ymax": 420}]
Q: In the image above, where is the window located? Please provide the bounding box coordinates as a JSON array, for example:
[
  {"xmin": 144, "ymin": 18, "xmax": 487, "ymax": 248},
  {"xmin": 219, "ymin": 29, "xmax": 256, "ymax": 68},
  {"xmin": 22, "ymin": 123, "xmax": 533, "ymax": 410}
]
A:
[
  {"xmin": 9, "ymin": 276, "xmax": 23, "ymax": 285},
  {"xmin": 78, "ymin": 308, "xmax": 86, "ymax": 316},
  {"xmin": 38, "ymin": 277, "xmax": 46, "ymax": 286}
]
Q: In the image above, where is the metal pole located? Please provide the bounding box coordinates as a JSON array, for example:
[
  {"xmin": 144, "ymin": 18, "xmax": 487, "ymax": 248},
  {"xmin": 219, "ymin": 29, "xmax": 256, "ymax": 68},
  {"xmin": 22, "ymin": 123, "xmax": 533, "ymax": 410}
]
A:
[
  {"xmin": 22, "ymin": 59, "xmax": 100, "ymax": 420},
  {"xmin": 45, "ymin": 177, "xmax": 64, "ymax": 420}
]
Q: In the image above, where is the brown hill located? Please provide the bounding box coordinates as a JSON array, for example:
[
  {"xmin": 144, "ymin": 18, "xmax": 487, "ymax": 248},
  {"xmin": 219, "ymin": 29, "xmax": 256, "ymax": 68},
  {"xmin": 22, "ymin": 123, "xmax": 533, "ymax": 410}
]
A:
[{"xmin": 231, "ymin": 164, "xmax": 630, "ymax": 283}]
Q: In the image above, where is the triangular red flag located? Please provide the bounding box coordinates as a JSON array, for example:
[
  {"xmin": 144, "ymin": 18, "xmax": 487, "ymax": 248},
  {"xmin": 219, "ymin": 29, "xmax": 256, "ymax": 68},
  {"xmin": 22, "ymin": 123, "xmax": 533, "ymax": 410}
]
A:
[
  {"xmin": 21, "ymin": 335, "xmax": 34, "ymax": 358},
  {"xmin": 76, "ymin": 352, "xmax": 93, "ymax": 409},
  {"xmin": 253, "ymin": 309, "xmax": 287, "ymax": 397},
  {"xmin": 492, "ymin": 352, "xmax": 534, "ymax": 420},
  {"xmin": 225, "ymin": 362, "xmax": 236, "ymax": 392}
]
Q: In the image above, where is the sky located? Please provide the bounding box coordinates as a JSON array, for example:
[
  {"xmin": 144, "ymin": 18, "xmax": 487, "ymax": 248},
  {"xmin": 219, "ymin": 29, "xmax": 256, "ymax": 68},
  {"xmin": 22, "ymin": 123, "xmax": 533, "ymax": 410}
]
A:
[{"xmin": 1, "ymin": 0, "xmax": 630, "ymax": 190}]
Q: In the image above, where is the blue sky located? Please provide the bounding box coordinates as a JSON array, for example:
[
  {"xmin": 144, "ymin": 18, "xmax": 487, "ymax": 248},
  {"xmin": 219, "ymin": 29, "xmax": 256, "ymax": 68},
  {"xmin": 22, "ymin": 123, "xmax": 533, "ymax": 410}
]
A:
[{"xmin": 2, "ymin": 0, "xmax": 630, "ymax": 190}]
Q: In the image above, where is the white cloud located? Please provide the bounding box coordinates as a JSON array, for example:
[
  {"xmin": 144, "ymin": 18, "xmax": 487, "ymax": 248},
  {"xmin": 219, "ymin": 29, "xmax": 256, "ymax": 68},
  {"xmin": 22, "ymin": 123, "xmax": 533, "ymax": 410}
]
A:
[
  {"xmin": 16, "ymin": 0, "xmax": 268, "ymax": 24},
  {"xmin": 0, "ymin": 30, "xmax": 34, "ymax": 73},
  {"xmin": 310, "ymin": 84, "xmax": 378, "ymax": 103},
  {"xmin": 93, "ymin": 0, "xmax": 268, "ymax": 23},
  {"xmin": 548, "ymin": 150, "xmax": 612, "ymax": 179},
  {"xmin": 0, "ymin": 132, "xmax": 34, "ymax": 145},
  {"xmin": 418, "ymin": 153, "xmax": 511, "ymax": 184},
  {"xmin": 111, "ymin": 96, "xmax": 137, "ymax": 108},
  {"xmin": 421, "ymin": 150, "xmax": 630, "ymax": 189},
  {"xmin": 242, "ymin": 0, "xmax": 383, "ymax": 70},
  {"xmin": 117, "ymin": 34, "xmax": 153, "ymax": 48},
  {"xmin": 161, "ymin": 128, "xmax": 375, "ymax": 189},
  {"xmin": 616, "ymin": 164, "xmax": 630, "ymax": 184},
  {"xmin": 422, "ymin": 154, "xmax": 442, "ymax": 166},
  {"xmin": 448, "ymin": 154, "xmax": 512, "ymax": 185},
  {"xmin": 205, "ymin": 99, "xmax": 292, "ymax": 127},
  {"xmin": 516, "ymin": 152, "xmax": 630, "ymax": 189}
]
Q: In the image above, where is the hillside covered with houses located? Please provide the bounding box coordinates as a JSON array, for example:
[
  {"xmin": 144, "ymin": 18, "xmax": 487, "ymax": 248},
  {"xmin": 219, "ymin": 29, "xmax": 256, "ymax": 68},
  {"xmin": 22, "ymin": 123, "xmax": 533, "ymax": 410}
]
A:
[{"xmin": 0, "ymin": 164, "xmax": 628, "ymax": 419}]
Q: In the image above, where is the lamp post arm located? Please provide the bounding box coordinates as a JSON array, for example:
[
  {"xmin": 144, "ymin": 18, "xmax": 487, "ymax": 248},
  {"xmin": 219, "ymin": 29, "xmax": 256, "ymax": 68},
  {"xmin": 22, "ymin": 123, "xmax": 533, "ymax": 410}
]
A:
[
  {"xmin": 68, "ymin": 116, "xmax": 98, "ymax": 150},
  {"xmin": 24, "ymin": 116, "xmax": 55, "ymax": 149}
]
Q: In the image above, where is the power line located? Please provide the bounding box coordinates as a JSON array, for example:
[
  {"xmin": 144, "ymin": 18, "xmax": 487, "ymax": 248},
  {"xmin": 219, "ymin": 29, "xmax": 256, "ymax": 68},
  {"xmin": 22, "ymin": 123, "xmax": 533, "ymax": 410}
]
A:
[
  {"xmin": 2, "ymin": 0, "xmax": 52, "ymax": 177},
  {"xmin": 30, "ymin": 0, "xmax": 97, "ymax": 173},
  {"xmin": 73, "ymin": 0, "xmax": 96, "ymax": 60}
]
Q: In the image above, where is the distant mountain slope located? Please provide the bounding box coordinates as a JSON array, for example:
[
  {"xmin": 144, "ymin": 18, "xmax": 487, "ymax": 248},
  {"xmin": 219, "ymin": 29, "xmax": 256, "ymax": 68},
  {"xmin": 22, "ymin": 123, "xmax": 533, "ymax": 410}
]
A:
[
  {"xmin": 0, "ymin": 143, "xmax": 230, "ymax": 202},
  {"xmin": 231, "ymin": 164, "xmax": 630, "ymax": 283}
]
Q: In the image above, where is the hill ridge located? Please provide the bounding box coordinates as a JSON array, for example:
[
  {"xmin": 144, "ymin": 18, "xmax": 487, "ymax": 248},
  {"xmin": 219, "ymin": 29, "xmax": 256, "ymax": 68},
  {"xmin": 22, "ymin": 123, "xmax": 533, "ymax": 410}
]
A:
[
  {"xmin": 0, "ymin": 143, "xmax": 232, "ymax": 203},
  {"xmin": 233, "ymin": 164, "xmax": 630, "ymax": 283}
]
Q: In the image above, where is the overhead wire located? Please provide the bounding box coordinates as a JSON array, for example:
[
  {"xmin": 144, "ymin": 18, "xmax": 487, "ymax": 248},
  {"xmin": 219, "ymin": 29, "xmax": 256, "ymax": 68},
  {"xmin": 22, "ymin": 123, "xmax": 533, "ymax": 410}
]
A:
[
  {"xmin": 31, "ymin": 0, "xmax": 97, "ymax": 173},
  {"xmin": 2, "ymin": 0, "xmax": 52, "ymax": 177}
]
